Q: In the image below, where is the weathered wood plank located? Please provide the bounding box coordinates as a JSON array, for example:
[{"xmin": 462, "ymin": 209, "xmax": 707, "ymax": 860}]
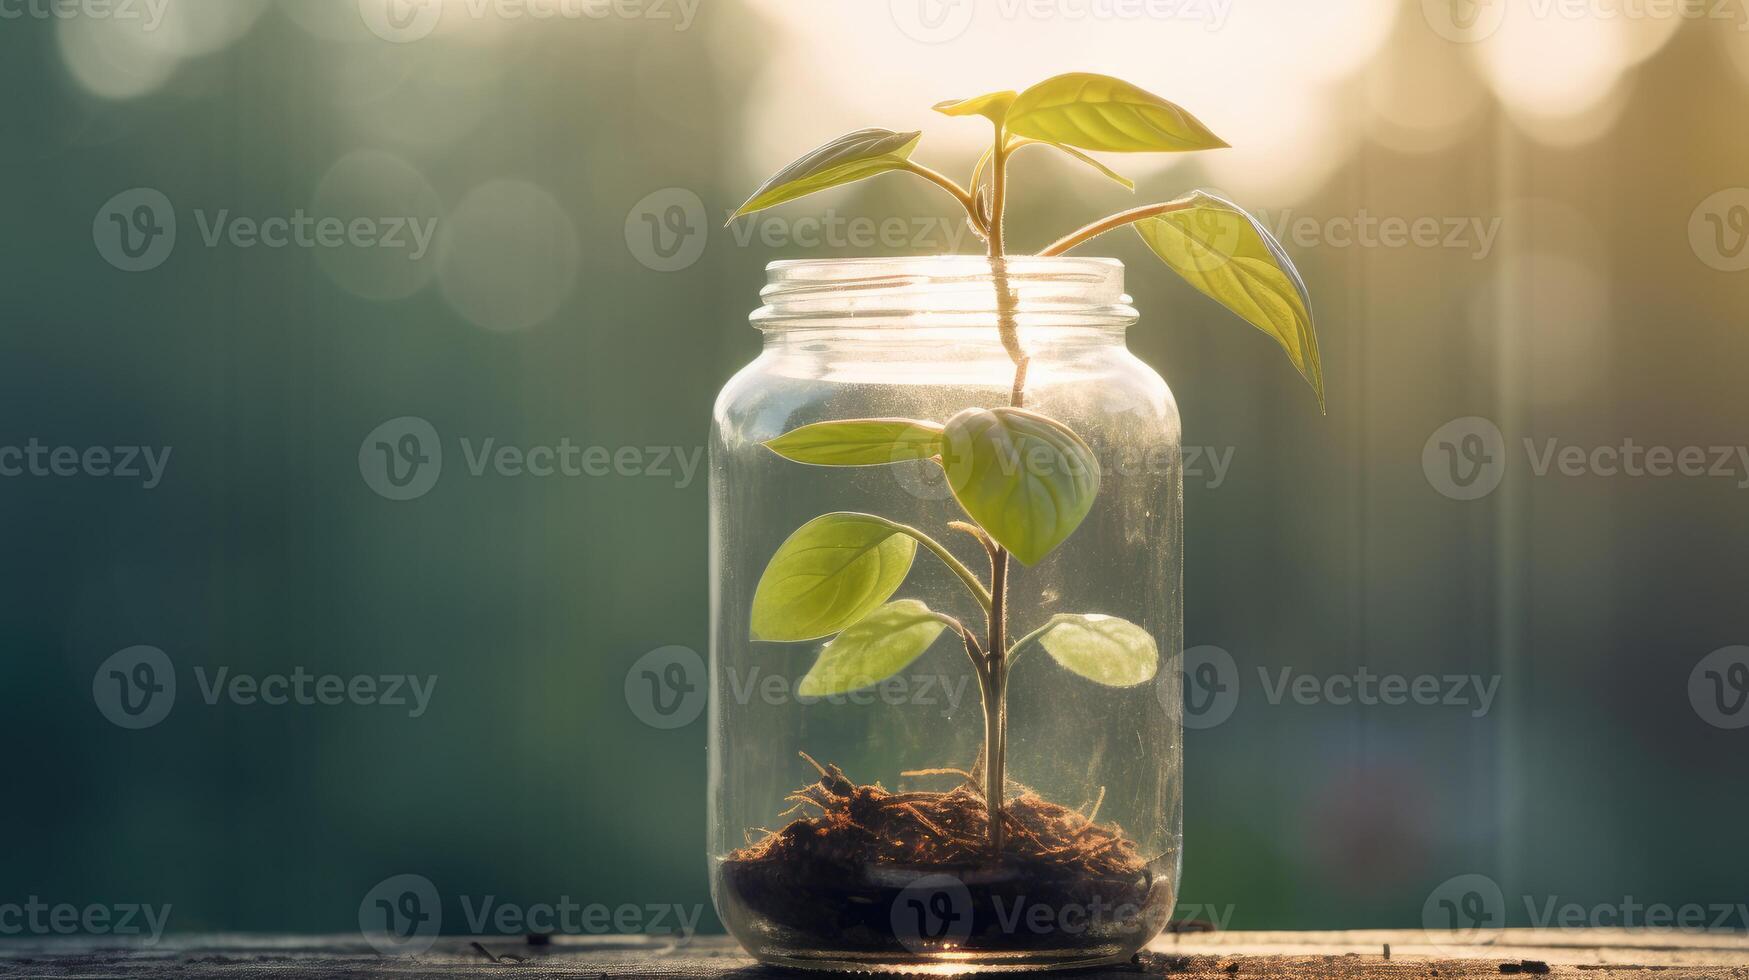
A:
[{"xmin": 2, "ymin": 932, "xmax": 1746, "ymax": 978}]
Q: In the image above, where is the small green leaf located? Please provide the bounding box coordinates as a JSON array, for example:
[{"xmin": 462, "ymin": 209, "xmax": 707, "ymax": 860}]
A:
[
  {"xmin": 933, "ymin": 91, "xmax": 1017, "ymax": 126},
  {"xmin": 1006, "ymin": 72, "xmax": 1227, "ymax": 153},
  {"xmin": 1019, "ymin": 140, "xmax": 1134, "ymax": 191},
  {"xmin": 1035, "ymin": 614, "xmax": 1159, "ymax": 687},
  {"xmin": 751, "ymin": 513, "xmax": 916, "ymax": 642},
  {"xmin": 1134, "ymin": 191, "xmax": 1324, "ymax": 411},
  {"xmin": 797, "ymin": 599, "xmax": 951, "ymax": 697},
  {"xmin": 731, "ymin": 128, "xmax": 922, "ymax": 220},
  {"xmin": 940, "ymin": 407, "xmax": 1100, "ymax": 566},
  {"xmin": 764, "ymin": 418, "xmax": 945, "ymax": 466}
]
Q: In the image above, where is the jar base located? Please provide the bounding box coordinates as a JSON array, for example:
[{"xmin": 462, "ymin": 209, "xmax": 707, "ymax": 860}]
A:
[{"xmin": 745, "ymin": 945, "xmax": 1143, "ymax": 974}]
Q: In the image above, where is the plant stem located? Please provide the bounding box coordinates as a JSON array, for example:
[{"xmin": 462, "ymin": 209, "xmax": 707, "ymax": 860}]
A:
[
  {"xmin": 880, "ymin": 518, "xmax": 994, "ymax": 613},
  {"xmin": 1036, "ymin": 199, "xmax": 1197, "ymax": 257},
  {"xmin": 902, "ymin": 161, "xmax": 987, "ymax": 238},
  {"xmin": 980, "ymin": 133, "xmax": 1026, "ymax": 857}
]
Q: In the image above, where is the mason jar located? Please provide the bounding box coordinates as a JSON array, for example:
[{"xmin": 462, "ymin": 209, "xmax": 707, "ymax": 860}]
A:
[{"xmin": 708, "ymin": 256, "xmax": 1183, "ymax": 972}]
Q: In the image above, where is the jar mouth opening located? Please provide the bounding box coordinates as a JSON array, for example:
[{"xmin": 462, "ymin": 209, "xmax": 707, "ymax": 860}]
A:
[{"xmin": 754, "ymin": 256, "xmax": 1136, "ymax": 330}]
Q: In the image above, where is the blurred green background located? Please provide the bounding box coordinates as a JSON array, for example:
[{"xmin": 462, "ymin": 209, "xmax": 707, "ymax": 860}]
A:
[{"xmin": 2, "ymin": 0, "xmax": 1746, "ymax": 937}]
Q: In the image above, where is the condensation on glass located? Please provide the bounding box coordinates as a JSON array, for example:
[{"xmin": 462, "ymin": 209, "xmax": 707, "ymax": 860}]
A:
[{"xmin": 708, "ymin": 257, "xmax": 1183, "ymax": 972}]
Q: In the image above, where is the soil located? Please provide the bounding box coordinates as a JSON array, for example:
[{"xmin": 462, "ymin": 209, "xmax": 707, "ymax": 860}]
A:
[{"xmin": 719, "ymin": 755, "xmax": 1166, "ymax": 961}]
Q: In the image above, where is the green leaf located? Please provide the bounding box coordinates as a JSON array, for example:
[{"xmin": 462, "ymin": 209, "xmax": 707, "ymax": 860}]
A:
[
  {"xmin": 751, "ymin": 513, "xmax": 916, "ymax": 642},
  {"xmin": 764, "ymin": 418, "xmax": 945, "ymax": 466},
  {"xmin": 933, "ymin": 91, "xmax": 1017, "ymax": 126},
  {"xmin": 1018, "ymin": 140, "xmax": 1134, "ymax": 191},
  {"xmin": 1133, "ymin": 190, "xmax": 1324, "ymax": 411},
  {"xmin": 940, "ymin": 407, "xmax": 1100, "ymax": 566},
  {"xmin": 731, "ymin": 128, "xmax": 922, "ymax": 220},
  {"xmin": 797, "ymin": 599, "xmax": 951, "ymax": 697},
  {"xmin": 1034, "ymin": 614, "xmax": 1159, "ymax": 687},
  {"xmin": 1005, "ymin": 72, "xmax": 1228, "ymax": 153}
]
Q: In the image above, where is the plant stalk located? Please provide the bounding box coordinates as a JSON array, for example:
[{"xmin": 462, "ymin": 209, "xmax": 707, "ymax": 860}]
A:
[
  {"xmin": 979, "ymin": 135, "xmax": 1027, "ymax": 857},
  {"xmin": 1037, "ymin": 199, "xmax": 1197, "ymax": 257}
]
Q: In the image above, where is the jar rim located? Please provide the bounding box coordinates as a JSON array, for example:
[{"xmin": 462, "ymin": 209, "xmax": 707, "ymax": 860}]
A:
[{"xmin": 754, "ymin": 256, "xmax": 1136, "ymax": 330}]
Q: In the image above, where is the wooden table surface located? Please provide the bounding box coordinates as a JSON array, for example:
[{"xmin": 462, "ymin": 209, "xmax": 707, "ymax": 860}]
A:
[{"xmin": 3, "ymin": 931, "xmax": 1747, "ymax": 979}]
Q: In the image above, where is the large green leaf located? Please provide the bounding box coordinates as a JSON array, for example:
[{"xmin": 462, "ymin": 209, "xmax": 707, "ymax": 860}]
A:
[
  {"xmin": 797, "ymin": 599, "xmax": 951, "ymax": 697},
  {"xmin": 940, "ymin": 407, "xmax": 1100, "ymax": 566},
  {"xmin": 933, "ymin": 91, "xmax": 1016, "ymax": 125},
  {"xmin": 731, "ymin": 129, "xmax": 922, "ymax": 220},
  {"xmin": 1005, "ymin": 73, "xmax": 1227, "ymax": 153},
  {"xmin": 1134, "ymin": 191, "xmax": 1324, "ymax": 411},
  {"xmin": 1033, "ymin": 613, "xmax": 1158, "ymax": 687},
  {"xmin": 751, "ymin": 513, "xmax": 916, "ymax": 641},
  {"xmin": 1022, "ymin": 141, "xmax": 1134, "ymax": 191},
  {"xmin": 764, "ymin": 418, "xmax": 944, "ymax": 466}
]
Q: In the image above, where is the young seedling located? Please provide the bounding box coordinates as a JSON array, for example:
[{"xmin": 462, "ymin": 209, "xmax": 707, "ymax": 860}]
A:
[{"xmin": 732, "ymin": 72, "xmax": 1324, "ymax": 856}]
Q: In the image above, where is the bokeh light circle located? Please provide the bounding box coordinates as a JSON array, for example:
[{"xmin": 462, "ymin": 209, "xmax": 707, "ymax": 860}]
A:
[
  {"xmin": 438, "ymin": 180, "xmax": 582, "ymax": 333},
  {"xmin": 310, "ymin": 150, "xmax": 446, "ymax": 301}
]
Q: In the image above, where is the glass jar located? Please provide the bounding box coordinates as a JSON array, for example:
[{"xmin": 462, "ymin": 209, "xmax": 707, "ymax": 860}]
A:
[{"xmin": 708, "ymin": 257, "xmax": 1183, "ymax": 972}]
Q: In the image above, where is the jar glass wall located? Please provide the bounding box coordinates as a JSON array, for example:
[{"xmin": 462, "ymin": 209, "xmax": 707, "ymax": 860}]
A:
[{"xmin": 708, "ymin": 257, "xmax": 1183, "ymax": 972}]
